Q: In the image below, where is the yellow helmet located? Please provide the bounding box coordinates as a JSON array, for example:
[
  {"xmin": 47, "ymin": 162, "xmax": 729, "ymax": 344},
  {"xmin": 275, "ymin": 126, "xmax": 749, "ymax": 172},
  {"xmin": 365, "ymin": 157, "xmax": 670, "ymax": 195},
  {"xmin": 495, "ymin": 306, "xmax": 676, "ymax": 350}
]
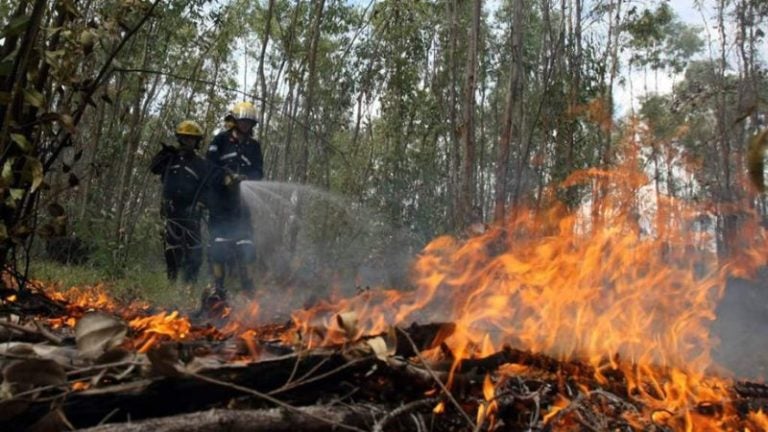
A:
[
  {"xmin": 230, "ymin": 101, "xmax": 257, "ymax": 123},
  {"xmin": 175, "ymin": 120, "xmax": 204, "ymax": 137}
]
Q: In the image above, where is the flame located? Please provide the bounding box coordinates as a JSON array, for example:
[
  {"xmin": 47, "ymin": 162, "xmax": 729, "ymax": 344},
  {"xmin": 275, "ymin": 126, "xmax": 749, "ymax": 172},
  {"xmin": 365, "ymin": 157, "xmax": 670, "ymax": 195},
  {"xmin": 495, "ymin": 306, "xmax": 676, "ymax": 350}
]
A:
[
  {"xmin": 129, "ymin": 311, "xmax": 191, "ymax": 353},
  {"xmin": 477, "ymin": 374, "xmax": 498, "ymax": 427},
  {"xmin": 746, "ymin": 409, "xmax": 768, "ymax": 431},
  {"xmin": 29, "ymin": 134, "xmax": 768, "ymax": 430},
  {"xmin": 45, "ymin": 284, "xmax": 122, "ymax": 311},
  {"xmin": 71, "ymin": 381, "xmax": 90, "ymax": 391},
  {"xmin": 543, "ymin": 395, "xmax": 570, "ymax": 424},
  {"xmin": 433, "ymin": 401, "xmax": 445, "ymax": 414},
  {"xmin": 282, "ymin": 142, "xmax": 768, "ymax": 429},
  {"xmin": 239, "ymin": 329, "xmax": 262, "ymax": 361}
]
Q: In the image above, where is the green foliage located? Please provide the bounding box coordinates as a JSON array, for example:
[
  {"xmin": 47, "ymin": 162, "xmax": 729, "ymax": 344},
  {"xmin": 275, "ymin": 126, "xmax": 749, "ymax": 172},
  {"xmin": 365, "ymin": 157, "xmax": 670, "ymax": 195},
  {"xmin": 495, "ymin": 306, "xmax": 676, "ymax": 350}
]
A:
[
  {"xmin": 2, "ymin": 0, "xmax": 766, "ymax": 290},
  {"xmin": 624, "ymin": 3, "xmax": 703, "ymax": 73}
]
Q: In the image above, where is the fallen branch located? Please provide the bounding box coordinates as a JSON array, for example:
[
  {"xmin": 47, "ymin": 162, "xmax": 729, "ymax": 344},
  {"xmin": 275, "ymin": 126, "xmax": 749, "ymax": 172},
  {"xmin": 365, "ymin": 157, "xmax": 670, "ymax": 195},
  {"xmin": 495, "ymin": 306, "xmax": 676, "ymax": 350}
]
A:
[
  {"xmin": 183, "ymin": 370, "xmax": 369, "ymax": 432},
  {"xmin": 396, "ymin": 327, "xmax": 477, "ymax": 430},
  {"xmin": 32, "ymin": 320, "xmax": 64, "ymax": 345},
  {"xmin": 76, "ymin": 406, "xmax": 381, "ymax": 432},
  {"xmin": 372, "ymin": 397, "xmax": 439, "ymax": 432},
  {"xmin": 0, "ymin": 319, "xmax": 64, "ymax": 345},
  {"xmin": 269, "ymin": 357, "xmax": 372, "ymax": 396}
]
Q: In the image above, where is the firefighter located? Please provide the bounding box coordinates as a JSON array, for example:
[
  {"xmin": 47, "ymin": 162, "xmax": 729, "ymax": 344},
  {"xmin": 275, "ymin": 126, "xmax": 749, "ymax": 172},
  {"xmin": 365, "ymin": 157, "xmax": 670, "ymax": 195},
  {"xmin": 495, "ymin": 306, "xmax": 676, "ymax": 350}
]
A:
[
  {"xmin": 203, "ymin": 101, "xmax": 264, "ymax": 304},
  {"xmin": 208, "ymin": 101, "xmax": 264, "ymax": 180},
  {"xmin": 150, "ymin": 120, "xmax": 210, "ymax": 284}
]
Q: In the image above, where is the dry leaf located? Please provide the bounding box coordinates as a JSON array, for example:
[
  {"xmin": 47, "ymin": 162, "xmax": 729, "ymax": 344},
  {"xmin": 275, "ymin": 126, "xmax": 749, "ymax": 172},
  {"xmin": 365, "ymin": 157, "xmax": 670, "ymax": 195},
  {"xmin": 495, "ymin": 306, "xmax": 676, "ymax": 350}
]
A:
[
  {"xmin": 3, "ymin": 358, "xmax": 66, "ymax": 396},
  {"xmin": 95, "ymin": 347, "xmax": 132, "ymax": 364},
  {"xmin": 365, "ymin": 336, "xmax": 390, "ymax": 361},
  {"xmin": 336, "ymin": 311, "xmax": 358, "ymax": 339},
  {"xmin": 75, "ymin": 312, "xmax": 127, "ymax": 359}
]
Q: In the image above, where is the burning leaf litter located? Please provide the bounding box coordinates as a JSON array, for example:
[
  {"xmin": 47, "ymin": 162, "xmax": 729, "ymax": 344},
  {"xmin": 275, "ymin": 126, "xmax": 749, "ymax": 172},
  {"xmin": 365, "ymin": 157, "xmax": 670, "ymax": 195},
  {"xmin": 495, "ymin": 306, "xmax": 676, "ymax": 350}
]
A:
[{"xmin": 3, "ymin": 154, "xmax": 768, "ymax": 430}]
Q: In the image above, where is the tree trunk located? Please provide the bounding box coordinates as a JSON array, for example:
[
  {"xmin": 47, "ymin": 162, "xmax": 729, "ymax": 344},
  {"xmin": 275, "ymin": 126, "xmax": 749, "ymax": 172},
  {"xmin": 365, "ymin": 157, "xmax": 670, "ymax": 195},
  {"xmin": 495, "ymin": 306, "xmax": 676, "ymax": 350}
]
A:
[
  {"xmin": 447, "ymin": 0, "xmax": 460, "ymax": 229},
  {"xmin": 257, "ymin": 0, "xmax": 276, "ymax": 138},
  {"xmin": 493, "ymin": 0, "xmax": 523, "ymax": 223},
  {"xmin": 113, "ymin": 82, "xmax": 146, "ymax": 242},
  {"xmin": 300, "ymin": 0, "xmax": 326, "ymax": 184},
  {"xmin": 78, "ymin": 101, "xmax": 107, "ymax": 221},
  {"xmin": 458, "ymin": 0, "xmax": 482, "ymax": 228}
]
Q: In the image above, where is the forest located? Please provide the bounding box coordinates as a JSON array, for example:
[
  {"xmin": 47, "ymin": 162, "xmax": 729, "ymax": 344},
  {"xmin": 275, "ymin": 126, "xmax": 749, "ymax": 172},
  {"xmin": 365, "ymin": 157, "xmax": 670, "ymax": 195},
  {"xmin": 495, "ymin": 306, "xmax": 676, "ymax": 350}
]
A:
[
  {"xmin": 2, "ymin": 0, "xmax": 765, "ymax": 287},
  {"xmin": 1, "ymin": 0, "xmax": 768, "ymax": 430}
]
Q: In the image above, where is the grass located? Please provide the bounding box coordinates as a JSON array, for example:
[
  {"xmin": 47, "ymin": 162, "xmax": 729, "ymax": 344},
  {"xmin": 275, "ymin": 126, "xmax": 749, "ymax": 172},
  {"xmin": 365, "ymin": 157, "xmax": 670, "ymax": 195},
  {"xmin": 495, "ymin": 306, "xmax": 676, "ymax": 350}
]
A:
[{"xmin": 27, "ymin": 260, "xmax": 207, "ymax": 310}]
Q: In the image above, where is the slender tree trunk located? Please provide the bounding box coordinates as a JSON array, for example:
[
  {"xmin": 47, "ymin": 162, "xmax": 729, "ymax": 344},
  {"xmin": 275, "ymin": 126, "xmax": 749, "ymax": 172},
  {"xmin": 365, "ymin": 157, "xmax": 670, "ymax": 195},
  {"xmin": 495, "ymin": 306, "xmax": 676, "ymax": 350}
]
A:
[
  {"xmin": 447, "ymin": 0, "xmax": 460, "ymax": 229},
  {"xmin": 78, "ymin": 101, "xmax": 106, "ymax": 221},
  {"xmin": 257, "ymin": 0, "xmax": 276, "ymax": 138},
  {"xmin": 592, "ymin": 0, "xmax": 621, "ymax": 226},
  {"xmin": 113, "ymin": 81, "xmax": 145, "ymax": 242},
  {"xmin": 716, "ymin": 0, "xmax": 736, "ymax": 258},
  {"xmin": 114, "ymin": 31, "xmax": 156, "ymax": 242},
  {"xmin": 300, "ymin": 0, "xmax": 326, "ymax": 184},
  {"xmin": 603, "ymin": 0, "xmax": 621, "ymax": 165},
  {"xmin": 279, "ymin": 0, "xmax": 303, "ymax": 181},
  {"xmin": 263, "ymin": 57, "xmax": 286, "ymax": 147},
  {"xmin": 569, "ymin": 0, "xmax": 582, "ymax": 172},
  {"xmin": 478, "ymin": 70, "xmax": 487, "ymax": 216},
  {"xmin": 459, "ymin": 0, "xmax": 482, "ymax": 227},
  {"xmin": 493, "ymin": 0, "xmax": 524, "ymax": 223}
]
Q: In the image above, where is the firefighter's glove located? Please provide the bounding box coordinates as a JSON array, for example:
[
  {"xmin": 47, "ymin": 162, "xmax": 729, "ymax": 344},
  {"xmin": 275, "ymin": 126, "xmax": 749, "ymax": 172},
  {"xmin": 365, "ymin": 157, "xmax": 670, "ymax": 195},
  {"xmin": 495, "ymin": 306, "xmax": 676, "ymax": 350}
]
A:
[
  {"xmin": 160, "ymin": 142, "xmax": 179, "ymax": 154},
  {"xmin": 224, "ymin": 173, "xmax": 246, "ymax": 187}
]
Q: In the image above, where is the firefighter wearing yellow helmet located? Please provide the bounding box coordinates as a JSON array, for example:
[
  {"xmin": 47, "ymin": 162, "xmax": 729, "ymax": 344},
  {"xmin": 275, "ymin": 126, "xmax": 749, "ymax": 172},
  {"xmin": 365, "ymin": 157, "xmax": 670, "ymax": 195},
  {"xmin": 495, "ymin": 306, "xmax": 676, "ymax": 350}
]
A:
[
  {"xmin": 208, "ymin": 102, "xmax": 263, "ymax": 179},
  {"xmin": 149, "ymin": 119, "xmax": 211, "ymax": 285},
  {"xmin": 203, "ymin": 101, "xmax": 264, "ymax": 308}
]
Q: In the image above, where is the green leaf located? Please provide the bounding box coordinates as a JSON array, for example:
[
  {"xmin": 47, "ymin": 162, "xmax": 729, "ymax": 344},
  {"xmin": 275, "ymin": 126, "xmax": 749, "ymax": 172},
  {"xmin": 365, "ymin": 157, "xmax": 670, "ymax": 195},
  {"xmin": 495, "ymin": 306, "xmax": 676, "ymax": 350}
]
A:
[
  {"xmin": 9, "ymin": 188, "xmax": 24, "ymax": 201},
  {"xmin": 59, "ymin": 114, "xmax": 75, "ymax": 133},
  {"xmin": 44, "ymin": 49, "xmax": 66, "ymax": 64},
  {"xmin": 60, "ymin": 0, "xmax": 80, "ymax": 17},
  {"xmin": 1, "ymin": 158, "xmax": 14, "ymax": 187},
  {"xmin": 10, "ymin": 133, "xmax": 31, "ymax": 153},
  {"xmin": 21, "ymin": 157, "xmax": 43, "ymax": 192},
  {"xmin": 22, "ymin": 88, "xmax": 45, "ymax": 108},
  {"xmin": 2, "ymin": 15, "xmax": 31, "ymax": 38}
]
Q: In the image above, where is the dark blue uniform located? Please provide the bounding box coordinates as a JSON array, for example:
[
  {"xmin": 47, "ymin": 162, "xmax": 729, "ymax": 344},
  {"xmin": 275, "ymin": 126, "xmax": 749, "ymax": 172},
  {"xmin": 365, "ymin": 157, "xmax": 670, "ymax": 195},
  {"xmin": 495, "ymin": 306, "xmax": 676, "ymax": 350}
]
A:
[
  {"xmin": 151, "ymin": 147, "xmax": 214, "ymax": 283},
  {"xmin": 205, "ymin": 129, "xmax": 264, "ymax": 291},
  {"xmin": 207, "ymin": 129, "xmax": 264, "ymax": 180}
]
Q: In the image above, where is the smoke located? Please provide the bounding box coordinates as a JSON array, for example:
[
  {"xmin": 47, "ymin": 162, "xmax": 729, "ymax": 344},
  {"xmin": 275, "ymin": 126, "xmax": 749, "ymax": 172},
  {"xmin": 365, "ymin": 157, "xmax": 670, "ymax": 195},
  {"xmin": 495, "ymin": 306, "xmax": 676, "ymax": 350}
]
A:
[
  {"xmin": 236, "ymin": 181, "xmax": 418, "ymax": 319},
  {"xmin": 712, "ymin": 268, "xmax": 768, "ymax": 380}
]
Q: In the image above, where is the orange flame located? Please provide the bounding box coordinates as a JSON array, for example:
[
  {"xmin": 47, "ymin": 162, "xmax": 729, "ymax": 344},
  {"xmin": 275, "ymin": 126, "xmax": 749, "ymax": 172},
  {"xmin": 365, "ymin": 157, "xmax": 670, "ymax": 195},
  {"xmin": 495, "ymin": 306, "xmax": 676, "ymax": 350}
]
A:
[
  {"xmin": 477, "ymin": 374, "xmax": 498, "ymax": 427},
  {"xmin": 284, "ymin": 143, "xmax": 768, "ymax": 430},
  {"xmin": 129, "ymin": 311, "xmax": 191, "ymax": 353},
  {"xmin": 746, "ymin": 409, "xmax": 768, "ymax": 431},
  {"xmin": 31, "ymin": 133, "xmax": 768, "ymax": 430}
]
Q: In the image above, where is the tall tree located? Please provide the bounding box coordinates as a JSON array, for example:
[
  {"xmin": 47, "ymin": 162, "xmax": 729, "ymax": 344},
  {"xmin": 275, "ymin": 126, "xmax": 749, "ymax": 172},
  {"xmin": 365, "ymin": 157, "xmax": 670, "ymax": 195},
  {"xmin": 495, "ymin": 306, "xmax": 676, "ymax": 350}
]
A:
[
  {"xmin": 493, "ymin": 0, "xmax": 524, "ymax": 223},
  {"xmin": 459, "ymin": 0, "xmax": 482, "ymax": 227}
]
